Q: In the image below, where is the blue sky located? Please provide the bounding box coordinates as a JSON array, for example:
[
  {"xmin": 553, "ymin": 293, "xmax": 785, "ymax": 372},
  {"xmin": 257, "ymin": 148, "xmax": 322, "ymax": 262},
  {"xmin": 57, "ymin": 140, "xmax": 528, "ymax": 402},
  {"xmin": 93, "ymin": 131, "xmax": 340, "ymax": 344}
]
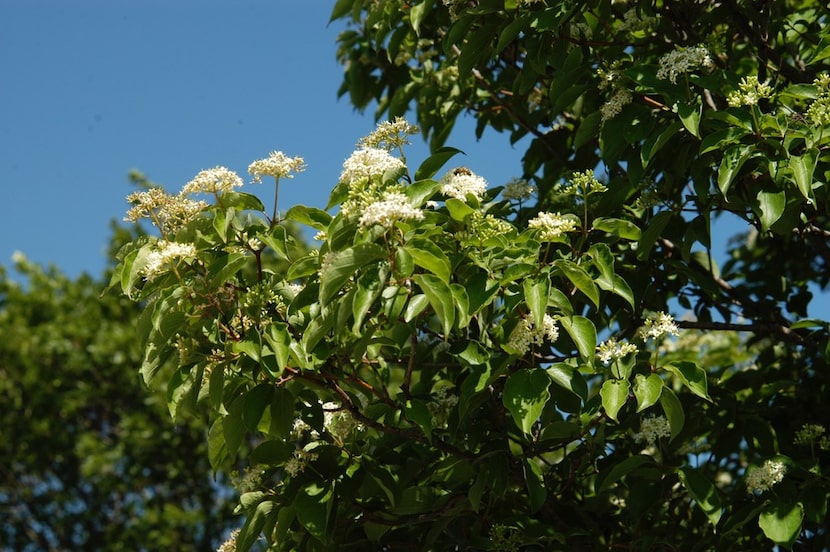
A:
[{"xmin": 0, "ymin": 0, "xmax": 526, "ymax": 278}]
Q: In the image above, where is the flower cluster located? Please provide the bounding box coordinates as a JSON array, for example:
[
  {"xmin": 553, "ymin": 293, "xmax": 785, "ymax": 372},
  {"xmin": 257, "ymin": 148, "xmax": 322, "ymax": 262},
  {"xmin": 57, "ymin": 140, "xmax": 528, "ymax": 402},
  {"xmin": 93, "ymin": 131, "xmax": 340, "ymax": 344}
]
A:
[
  {"xmin": 745, "ymin": 459, "xmax": 787, "ymax": 495},
  {"xmin": 322, "ymin": 402, "xmax": 364, "ymax": 442},
  {"xmin": 357, "ymin": 116, "xmax": 419, "ymax": 152},
  {"xmin": 633, "ymin": 415, "xmax": 672, "ymax": 446},
  {"xmin": 181, "ymin": 166, "xmax": 244, "ymax": 195},
  {"xmin": 339, "ymin": 147, "xmax": 406, "ymax": 185},
  {"xmin": 527, "ymin": 212, "xmax": 579, "ymax": 241},
  {"xmin": 806, "ymin": 74, "xmax": 830, "ymax": 126},
  {"xmin": 216, "ymin": 529, "xmax": 240, "ymax": 552},
  {"xmin": 507, "ymin": 314, "xmax": 559, "ymax": 355},
  {"xmin": 502, "ymin": 177, "xmax": 536, "ymax": 202},
  {"xmin": 358, "ymin": 191, "xmax": 424, "ymax": 229},
  {"xmin": 563, "ymin": 169, "xmax": 608, "ymax": 196},
  {"xmin": 597, "ymin": 63, "xmax": 632, "ymax": 122},
  {"xmin": 794, "ymin": 423, "xmax": 828, "ymax": 449},
  {"xmin": 427, "ymin": 387, "xmax": 459, "ymax": 428},
  {"xmin": 639, "ymin": 311, "xmax": 680, "ymax": 340},
  {"xmin": 726, "ymin": 75, "xmax": 773, "ymax": 107},
  {"xmin": 284, "ymin": 448, "xmax": 319, "ymax": 477},
  {"xmin": 142, "ymin": 240, "xmax": 197, "ymax": 279},
  {"xmin": 456, "ymin": 211, "xmax": 516, "ymax": 246},
  {"xmin": 125, "ymin": 187, "xmax": 207, "ymax": 235},
  {"xmin": 440, "ymin": 167, "xmax": 488, "ymax": 202},
  {"xmin": 248, "ymin": 151, "xmax": 305, "ymax": 183},
  {"xmin": 616, "ymin": 8, "xmax": 657, "ymax": 34},
  {"xmin": 596, "ymin": 338, "xmax": 639, "ymax": 365},
  {"xmin": 601, "ymin": 89, "xmax": 633, "ymax": 122},
  {"xmin": 656, "ymin": 45, "xmax": 713, "ymax": 84}
]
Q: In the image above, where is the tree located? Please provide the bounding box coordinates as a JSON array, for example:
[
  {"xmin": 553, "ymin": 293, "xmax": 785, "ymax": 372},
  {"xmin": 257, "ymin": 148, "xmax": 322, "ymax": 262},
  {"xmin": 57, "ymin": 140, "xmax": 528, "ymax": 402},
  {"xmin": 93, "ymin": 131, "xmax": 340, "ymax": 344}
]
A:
[
  {"xmin": 112, "ymin": 1, "xmax": 830, "ymax": 550},
  {"xmin": 0, "ymin": 225, "xmax": 237, "ymax": 550}
]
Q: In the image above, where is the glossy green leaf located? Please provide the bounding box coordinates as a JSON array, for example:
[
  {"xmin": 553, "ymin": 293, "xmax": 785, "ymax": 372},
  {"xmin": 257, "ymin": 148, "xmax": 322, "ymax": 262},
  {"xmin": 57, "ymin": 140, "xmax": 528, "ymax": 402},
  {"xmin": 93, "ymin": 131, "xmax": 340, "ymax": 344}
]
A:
[
  {"xmin": 677, "ymin": 100, "xmax": 701, "ymax": 138},
  {"xmin": 679, "ymin": 467, "xmax": 722, "ymax": 527},
  {"xmin": 759, "ymin": 501, "xmax": 804, "ymax": 548},
  {"xmin": 660, "ymin": 386, "xmax": 684, "ymax": 440},
  {"xmin": 404, "ymin": 239, "xmax": 452, "ymax": 283},
  {"xmin": 503, "ymin": 369, "xmax": 551, "ymax": 435},
  {"xmin": 319, "ymin": 243, "xmax": 385, "ymax": 306},
  {"xmin": 295, "ymin": 483, "xmax": 331, "ymax": 543},
  {"xmin": 597, "ymin": 454, "xmax": 654, "ymax": 494},
  {"xmin": 523, "ymin": 457, "xmax": 547, "ymax": 513},
  {"xmin": 717, "ymin": 144, "xmax": 754, "ymax": 195},
  {"xmin": 558, "ymin": 315, "xmax": 597, "ymax": 361},
  {"xmin": 600, "ymin": 379, "xmax": 630, "ymax": 422},
  {"xmin": 522, "ymin": 271, "xmax": 550, "ymax": 330},
  {"xmin": 553, "ymin": 259, "xmax": 600, "ymax": 307},
  {"xmin": 547, "ymin": 363, "xmax": 588, "ymax": 402},
  {"xmin": 756, "ymin": 189, "xmax": 786, "ymax": 231},
  {"xmin": 412, "ymin": 273, "xmax": 455, "ymax": 336},
  {"xmin": 789, "ymin": 149, "xmax": 818, "ymax": 200},
  {"xmin": 284, "ymin": 205, "xmax": 332, "ymax": 230},
  {"xmin": 664, "ymin": 361, "xmax": 711, "ymax": 401},
  {"xmin": 414, "ymin": 146, "xmax": 464, "ymax": 180},
  {"xmin": 633, "ymin": 373, "xmax": 663, "ymax": 412},
  {"xmin": 591, "ymin": 217, "xmax": 642, "ymax": 240}
]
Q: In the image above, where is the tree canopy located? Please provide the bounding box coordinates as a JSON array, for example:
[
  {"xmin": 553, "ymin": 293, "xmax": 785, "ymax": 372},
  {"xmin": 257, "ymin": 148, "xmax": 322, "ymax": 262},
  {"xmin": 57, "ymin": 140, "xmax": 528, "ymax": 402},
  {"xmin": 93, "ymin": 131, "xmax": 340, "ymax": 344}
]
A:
[
  {"xmin": 0, "ymin": 225, "xmax": 238, "ymax": 550},
  {"xmin": 107, "ymin": 1, "xmax": 830, "ymax": 550}
]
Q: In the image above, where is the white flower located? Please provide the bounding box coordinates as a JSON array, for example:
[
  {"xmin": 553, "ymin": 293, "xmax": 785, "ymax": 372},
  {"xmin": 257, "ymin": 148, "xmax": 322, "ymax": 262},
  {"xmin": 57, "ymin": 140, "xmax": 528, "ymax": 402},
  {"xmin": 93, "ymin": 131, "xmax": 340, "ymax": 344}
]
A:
[
  {"xmin": 248, "ymin": 151, "xmax": 305, "ymax": 183},
  {"xmin": 633, "ymin": 415, "xmax": 672, "ymax": 446},
  {"xmin": 502, "ymin": 177, "xmax": 536, "ymax": 202},
  {"xmin": 340, "ymin": 147, "xmax": 406, "ymax": 184},
  {"xmin": 216, "ymin": 529, "xmax": 240, "ymax": 552},
  {"xmin": 507, "ymin": 314, "xmax": 559, "ymax": 355},
  {"xmin": 440, "ymin": 167, "xmax": 488, "ymax": 202},
  {"xmin": 527, "ymin": 212, "xmax": 579, "ymax": 240},
  {"xmin": 124, "ymin": 188, "xmax": 207, "ymax": 233},
  {"xmin": 639, "ymin": 312, "xmax": 680, "ymax": 340},
  {"xmin": 794, "ymin": 423, "xmax": 826, "ymax": 445},
  {"xmin": 284, "ymin": 448, "xmax": 318, "ymax": 477},
  {"xmin": 358, "ymin": 191, "xmax": 424, "ymax": 229},
  {"xmin": 181, "ymin": 166, "xmax": 243, "ymax": 195},
  {"xmin": 745, "ymin": 459, "xmax": 787, "ymax": 494},
  {"xmin": 596, "ymin": 338, "xmax": 639, "ymax": 364},
  {"xmin": 142, "ymin": 241, "xmax": 197, "ymax": 278},
  {"xmin": 357, "ymin": 117, "xmax": 419, "ymax": 151},
  {"xmin": 726, "ymin": 75, "xmax": 773, "ymax": 107},
  {"xmin": 656, "ymin": 45, "xmax": 713, "ymax": 84},
  {"xmin": 322, "ymin": 401, "xmax": 363, "ymax": 442},
  {"xmin": 601, "ymin": 88, "xmax": 633, "ymax": 122}
]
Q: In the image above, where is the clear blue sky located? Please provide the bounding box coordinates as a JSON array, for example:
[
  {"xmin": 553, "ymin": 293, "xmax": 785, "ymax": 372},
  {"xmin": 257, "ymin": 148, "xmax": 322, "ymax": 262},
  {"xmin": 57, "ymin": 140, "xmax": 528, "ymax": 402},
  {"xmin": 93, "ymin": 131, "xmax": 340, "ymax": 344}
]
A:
[{"xmin": 0, "ymin": 0, "xmax": 526, "ymax": 278}]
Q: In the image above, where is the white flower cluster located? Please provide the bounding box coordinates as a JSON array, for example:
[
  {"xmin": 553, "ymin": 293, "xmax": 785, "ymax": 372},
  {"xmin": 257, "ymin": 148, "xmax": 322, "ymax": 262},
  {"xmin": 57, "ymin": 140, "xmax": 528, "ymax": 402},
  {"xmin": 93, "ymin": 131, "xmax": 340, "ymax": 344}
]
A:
[
  {"xmin": 322, "ymin": 401, "xmax": 364, "ymax": 442},
  {"xmin": 502, "ymin": 177, "xmax": 536, "ymax": 202},
  {"xmin": 726, "ymin": 75, "xmax": 773, "ymax": 107},
  {"xmin": 456, "ymin": 211, "xmax": 516, "ymax": 246},
  {"xmin": 527, "ymin": 212, "xmax": 579, "ymax": 241},
  {"xmin": 617, "ymin": 8, "xmax": 657, "ymax": 33},
  {"xmin": 508, "ymin": 314, "xmax": 559, "ymax": 355},
  {"xmin": 596, "ymin": 338, "xmax": 639, "ymax": 364},
  {"xmin": 639, "ymin": 311, "xmax": 680, "ymax": 340},
  {"xmin": 125, "ymin": 187, "xmax": 207, "ymax": 235},
  {"xmin": 601, "ymin": 89, "xmax": 633, "ymax": 122},
  {"xmin": 340, "ymin": 147, "xmax": 406, "ymax": 185},
  {"xmin": 440, "ymin": 167, "xmax": 488, "ymax": 202},
  {"xmin": 247, "ymin": 151, "xmax": 305, "ymax": 183},
  {"xmin": 358, "ymin": 191, "xmax": 424, "ymax": 230},
  {"xmin": 181, "ymin": 166, "xmax": 244, "ymax": 195},
  {"xmin": 216, "ymin": 529, "xmax": 240, "ymax": 552},
  {"xmin": 427, "ymin": 387, "xmax": 459, "ymax": 428},
  {"xmin": 357, "ymin": 116, "xmax": 419, "ymax": 151},
  {"xmin": 745, "ymin": 459, "xmax": 786, "ymax": 494},
  {"xmin": 633, "ymin": 415, "xmax": 672, "ymax": 446},
  {"xmin": 284, "ymin": 448, "xmax": 319, "ymax": 477},
  {"xmin": 806, "ymin": 74, "xmax": 830, "ymax": 126},
  {"xmin": 142, "ymin": 240, "xmax": 197, "ymax": 278},
  {"xmin": 656, "ymin": 45, "xmax": 714, "ymax": 84},
  {"xmin": 794, "ymin": 423, "xmax": 826, "ymax": 445}
]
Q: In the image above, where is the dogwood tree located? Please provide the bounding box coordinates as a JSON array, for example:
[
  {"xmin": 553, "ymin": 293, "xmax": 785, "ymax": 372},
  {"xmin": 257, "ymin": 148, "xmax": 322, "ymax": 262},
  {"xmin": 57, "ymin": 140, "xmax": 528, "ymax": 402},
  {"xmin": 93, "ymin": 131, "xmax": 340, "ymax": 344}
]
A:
[{"xmin": 114, "ymin": 1, "xmax": 830, "ymax": 549}]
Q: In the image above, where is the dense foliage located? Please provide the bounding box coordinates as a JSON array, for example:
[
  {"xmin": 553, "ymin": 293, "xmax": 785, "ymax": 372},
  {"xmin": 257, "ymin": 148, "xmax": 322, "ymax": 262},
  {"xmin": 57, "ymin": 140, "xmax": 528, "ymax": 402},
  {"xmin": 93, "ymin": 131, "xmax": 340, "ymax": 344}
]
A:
[
  {"xmin": 111, "ymin": 1, "xmax": 830, "ymax": 550},
  {"xmin": 0, "ymin": 228, "xmax": 237, "ymax": 550}
]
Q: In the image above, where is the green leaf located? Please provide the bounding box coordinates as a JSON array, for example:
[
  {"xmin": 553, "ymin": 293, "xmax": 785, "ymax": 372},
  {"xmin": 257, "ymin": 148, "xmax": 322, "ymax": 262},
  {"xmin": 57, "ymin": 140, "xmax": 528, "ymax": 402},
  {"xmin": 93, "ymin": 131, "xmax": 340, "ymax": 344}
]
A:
[
  {"xmin": 756, "ymin": 189, "xmax": 786, "ymax": 231},
  {"xmin": 552, "ymin": 259, "xmax": 600, "ymax": 307},
  {"xmin": 269, "ymin": 387, "xmax": 295, "ymax": 438},
  {"xmin": 295, "ymin": 483, "xmax": 332, "ymax": 543},
  {"xmin": 758, "ymin": 500, "xmax": 804, "ymax": 548},
  {"xmin": 789, "ymin": 149, "xmax": 818, "ymax": 201},
  {"xmin": 679, "ymin": 467, "xmax": 723, "ymax": 527},
  {"xmin": 236, "ymin": 498, "xmax": 275, "ymax": 552},
  {"xmin": 523, "ymin": 458, "xmax": 547, "ymax": 513},
  {"xmin": 414, "ymin": 146, "xmax": 465, "ymax": 180},
  {"xmin": 637, "ymin": 211, "xmax": 673, "ymax": 261},
  {"xmin": 641, "ymin": 121, "xmax": 682, "ymax": 168},
  {"xmin": 547, "ymin": 363, "xmax": 588, "ymax": 402},
  {"xmin": 717, "ymin": 144, "xmax": 754, "ymax": 195},
  {"xmin": 664, "ymin": 361, "xmax": 711, "ymax": 401},
  {"xmin": 591, "ymin": 217, "xmax": 642, "ymax": 240},
  {"xmin": 319, "ymin": 243, "xmax": 385, "ymax": 306},
  {"xmin": 522, "ymin": 271, "xmax": 550, "ymax": 330},
  {"xmin": 503, "ymin": 369, "xmax": 551, "ymax": 435},
  {"xmin": 445, "ymin": 197, "xmax": 476, "ymax": 221},
  {"xmin": 284, "ymin": 205, "xmax": 332, "ymax": 230},
  {"xmin": 412, "ymin": 273, "xmax": 455, "ymax": 336},
  {"xmin": 243, "ymin": 384, "xmax": 274, "ymax": 433},
  {"xmin": 677, "ymin": 100, "xmax": 701, "ymax": 138},
  {"xmin": 633, "ymin": 373, "xmax": 663, "ymax": 412},
  {"xmin": 330, "ymin": 0, "xmax": 354, "ymax": 22},
  {"xmin": 600, "ymin": 379, "xmax": 630, "ymax": 422},
  {"xmin": 699, "ymin": 127, "xmax": 751, "ymax": 155},
  {"xmin": 558, "ymin": 315, "xmax": 597, "ymax": 361},
  {"xmin": 597, "ymin": 454, "xmax": 654, "ymax": 494},
  {"xmin": 659, "ymin": 386, "xmax": 684, "ymax": 440},
  {"xmin": 405, "ymin": 399, "xmax": 433, "ymax": 440},
  {"xmin": 409, "ymin": 0, "xmax": 429, "ymax": 35},
  {"xmin": 404, "ymin": 239, "xmax": 452, "ymax": 283},
  {"xmin": 223, "ymin": 397, "xmax": 246, "ymax": 461}
]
